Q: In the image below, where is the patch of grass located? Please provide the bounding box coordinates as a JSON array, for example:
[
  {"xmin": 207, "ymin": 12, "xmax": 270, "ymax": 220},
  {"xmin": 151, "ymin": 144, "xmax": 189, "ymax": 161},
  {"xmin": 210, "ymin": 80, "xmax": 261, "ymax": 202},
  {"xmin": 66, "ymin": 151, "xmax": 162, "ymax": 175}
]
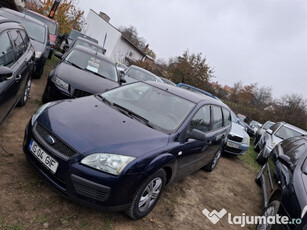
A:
[
  {"xmin": 0, "ymin": 218, "xmax": 23, "ymax": 230},
  {"xmin": 33, "ymin": 215, "xmax": 49, "ymax": 224},
  {"xmin": 239, "ymin": 140, "xmax": 261, "ymax": 172},
  {"xmin": 44, "ymin": 54, "xmax": 59, "ymax": 74},
  {"xmin": 101, "ymin": 215, "xmax": 112, "ymax": 230}
]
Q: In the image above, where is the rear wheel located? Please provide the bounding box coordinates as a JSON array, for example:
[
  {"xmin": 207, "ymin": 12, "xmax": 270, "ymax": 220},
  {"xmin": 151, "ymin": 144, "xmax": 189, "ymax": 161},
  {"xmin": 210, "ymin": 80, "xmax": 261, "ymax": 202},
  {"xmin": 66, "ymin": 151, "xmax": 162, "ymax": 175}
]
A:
[
  {"xmin": 256, "ymin": 149, "xmax": 267, "ymax": 165},
  {"xmin": 125, "ymin": 169, "xmax": 166, "ymax": 219},
  {"xmin": 204, "ymin": 149, "xmax": 222, "ymax": 172},
  {"xmin": 18, "ymin": 77, "xmax": 32, "ymax": 106}
]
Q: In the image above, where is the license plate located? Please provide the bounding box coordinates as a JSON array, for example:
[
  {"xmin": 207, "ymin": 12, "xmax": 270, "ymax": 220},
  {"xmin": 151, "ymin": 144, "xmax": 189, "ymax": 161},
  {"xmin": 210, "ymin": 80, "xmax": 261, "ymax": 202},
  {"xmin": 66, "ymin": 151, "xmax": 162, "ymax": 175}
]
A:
[
  {"xmin": 29, "ymin": 139, "xmax": 59, "ymax": 174},
  {"xmin": 227, "ymin": 141, "xmax": 239, "ymax": 149}
]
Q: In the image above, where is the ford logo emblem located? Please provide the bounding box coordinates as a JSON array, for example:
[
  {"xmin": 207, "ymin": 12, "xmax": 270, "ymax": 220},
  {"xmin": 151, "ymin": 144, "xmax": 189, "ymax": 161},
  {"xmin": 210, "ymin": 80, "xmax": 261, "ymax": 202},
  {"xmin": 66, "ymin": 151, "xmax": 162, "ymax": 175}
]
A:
[{"xmin": 45, "ymin": 135, "xmax": 55, "ymax": 145}]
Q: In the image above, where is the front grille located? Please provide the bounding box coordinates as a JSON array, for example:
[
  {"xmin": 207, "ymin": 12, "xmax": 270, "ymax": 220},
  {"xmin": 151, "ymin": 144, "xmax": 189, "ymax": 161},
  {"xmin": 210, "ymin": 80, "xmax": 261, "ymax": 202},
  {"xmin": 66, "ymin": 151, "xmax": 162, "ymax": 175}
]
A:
[
  {"xmin": 228, "ymin": 134, "xmax": 243, "ymax": 142},
  {"xmin": 71, "ymin": 175, "xmax": 110, "ymax": 202},
  {"xmin": 36, "ymin": 124, "xmax": 76, "ymax": 158},
  {"xmin": 73, "ymin": 89, "xmax": 92, "ymax": 98},
  {"xmin": 224, "ymin": 146, "xmax": 242, "ymax": 154}
]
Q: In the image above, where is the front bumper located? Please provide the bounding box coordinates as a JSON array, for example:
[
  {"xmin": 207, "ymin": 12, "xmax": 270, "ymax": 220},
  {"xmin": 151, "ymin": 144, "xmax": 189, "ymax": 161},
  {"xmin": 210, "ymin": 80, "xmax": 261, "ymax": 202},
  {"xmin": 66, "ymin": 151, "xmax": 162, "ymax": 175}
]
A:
[
  {"xmin": 23, "ymin": 121, "xmax": 146, "ymax": 211},
  {"xmin": 223, "ymin": 140, "xmax": 249, "ymax": 156}
]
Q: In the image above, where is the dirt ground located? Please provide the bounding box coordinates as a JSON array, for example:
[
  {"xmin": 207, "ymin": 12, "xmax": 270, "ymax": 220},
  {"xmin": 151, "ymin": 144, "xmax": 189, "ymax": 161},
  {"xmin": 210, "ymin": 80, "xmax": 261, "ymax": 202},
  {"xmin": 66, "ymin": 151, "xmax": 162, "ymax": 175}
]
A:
[{"xmin": 0, "ymin": 59, "xmax": 263, "ymax": 230}]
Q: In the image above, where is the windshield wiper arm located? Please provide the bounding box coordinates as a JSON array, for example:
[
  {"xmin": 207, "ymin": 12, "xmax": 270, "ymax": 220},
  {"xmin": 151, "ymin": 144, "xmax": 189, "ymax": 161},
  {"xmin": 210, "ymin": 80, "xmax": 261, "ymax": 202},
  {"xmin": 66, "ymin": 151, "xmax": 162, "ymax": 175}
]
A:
[
  {"xmin": 66, "ymin": 61, "xmax": 84, "ymax": 70},
  {"xmin": 96, "ymin": 94, "xmax": 112, "ymax": 105},
  {"xmin": 112, "ymin": 103, "xmax": 154, "ymax": 128}
]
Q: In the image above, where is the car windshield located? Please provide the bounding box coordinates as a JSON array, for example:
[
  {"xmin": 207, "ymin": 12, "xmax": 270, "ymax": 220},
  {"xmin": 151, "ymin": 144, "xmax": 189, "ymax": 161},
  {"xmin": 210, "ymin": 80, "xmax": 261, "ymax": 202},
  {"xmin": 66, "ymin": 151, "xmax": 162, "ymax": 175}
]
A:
[
  {"xmin": 23, "ymin": 11, "xmax": 57, "ymax": 35},
  {"xmin": 263, "ymin": 121, "xmax": 275, "ymax": 130},
  {"xmin": 65, "ymin": 49, "xmax": 118, "ymax": 81},
  {"xmin": 100, "ymin": 82, "xmax": 196, "ymax": 133},
  {"xmin": 0, "ymin": 11, "xmax": 45, "ymax": 43},
  {"xmin": 275, "ymin": 126, "xmax": 304, "ymax": 140},
  {"xmin": 126, "ymin": 67, "xmax": 156, "ymax": 81},
  {"xmin": 74, "ymin": 40, "xmax": 104, "ymax": 54}
]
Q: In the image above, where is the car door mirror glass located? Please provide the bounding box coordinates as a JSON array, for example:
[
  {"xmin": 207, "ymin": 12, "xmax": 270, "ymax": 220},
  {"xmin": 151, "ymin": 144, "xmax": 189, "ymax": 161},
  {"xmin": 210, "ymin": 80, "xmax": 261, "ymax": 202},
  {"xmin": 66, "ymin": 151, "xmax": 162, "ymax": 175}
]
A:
[
  {"xmin": 0, "ymin": 66, "xmax": 13, "ymax": 82},
  {"xmin": 188, "ymin": 129, "xmax": 207, "ymax": 141}
]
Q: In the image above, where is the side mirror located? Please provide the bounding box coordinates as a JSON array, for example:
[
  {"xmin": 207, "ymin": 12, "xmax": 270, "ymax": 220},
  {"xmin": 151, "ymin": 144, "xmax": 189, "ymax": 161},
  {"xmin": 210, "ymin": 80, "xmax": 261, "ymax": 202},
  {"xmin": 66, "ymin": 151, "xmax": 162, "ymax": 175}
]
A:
[
  {"xmin": 188, "ymin": 129, "xmax": 207, "ymax": 141},
  {"xmin": 119, "ymin": 76, "xmax": 126, "ymax": 84},
  {"xmin": 54, "ymin": 52, "xmax": 63, "ymax": 59},
  {"xmin": 278, "ymin": 155, "xmax": 293, "ymax": 170},
  {"xmin": 0, "ymin": 66, "xmax": 13, "ymax": 82},
  {"xmin": 120, "ymin": 70, "xmax": 125, "ymax": 75},
  {"xmin": 266, "ymin": 129, "xmax": 273, "ymax": 135}
]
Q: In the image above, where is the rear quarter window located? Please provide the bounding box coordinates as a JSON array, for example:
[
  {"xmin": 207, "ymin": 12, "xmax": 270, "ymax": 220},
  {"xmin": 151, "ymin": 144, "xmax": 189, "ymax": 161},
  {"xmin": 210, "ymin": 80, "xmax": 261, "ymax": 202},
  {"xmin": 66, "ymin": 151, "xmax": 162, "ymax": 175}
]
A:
[
  {"xmin": 212, "ymin": 106, "xmax": 223, "ymax": 130},
  {"xmin": 222, "ymin": 108, "xmax": 231, "ymax": 126}
]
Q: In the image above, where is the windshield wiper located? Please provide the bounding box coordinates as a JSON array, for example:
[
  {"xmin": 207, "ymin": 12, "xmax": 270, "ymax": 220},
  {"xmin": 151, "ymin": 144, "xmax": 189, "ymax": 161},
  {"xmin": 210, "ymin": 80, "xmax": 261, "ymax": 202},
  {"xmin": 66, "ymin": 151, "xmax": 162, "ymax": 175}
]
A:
[
  {"xmin": 66, "ymin": 61, "xmax": 84, "ymax": 70},
  {"xmin": 112, "ymin": 103, "xmax": 154, "ymax": 128},
  {"xmin": 96, "ymin": 94, "xmax": 112, "ymax": 105}
]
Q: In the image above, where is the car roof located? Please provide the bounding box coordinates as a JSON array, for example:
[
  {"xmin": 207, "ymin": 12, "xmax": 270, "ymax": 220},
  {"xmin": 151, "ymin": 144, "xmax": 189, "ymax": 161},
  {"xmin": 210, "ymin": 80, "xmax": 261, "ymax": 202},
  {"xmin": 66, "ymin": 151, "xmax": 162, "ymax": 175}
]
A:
[
  {"xmin": 74, "ymin": 36, "xmax": 101, "ymax": 45},
  {"xmin": 23, "ymin": 9, "xmax": 57, "ymax": 23},
  {"xmin": 146, "ymin": 81, "xmax": 229, "ymax": 107},
  {"xmin": 283, "ymin": 122, "xmax": 307, "ymax": 134},
  {"xmin": 128, "ymin": 65, "xmax": 157, "ymax": 75},
  {"xmin": 177, "ymin": 83, "xmax": 221, "ymax": 101},
  {"xmin": 69, "ymin": 45, "xmax": 115, "ymax": 65},
  {"xmin": 0, "ymin": 8, "xmax": 46, "ymax": 27}
]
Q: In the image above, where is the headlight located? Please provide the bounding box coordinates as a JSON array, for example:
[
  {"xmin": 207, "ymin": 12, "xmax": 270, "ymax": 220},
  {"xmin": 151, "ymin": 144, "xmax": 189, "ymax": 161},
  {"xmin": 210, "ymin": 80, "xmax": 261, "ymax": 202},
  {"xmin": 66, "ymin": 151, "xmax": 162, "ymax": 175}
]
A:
[
  {"xmin": 81, "ymin": 153, "xmax": 135, "ymax": 175},
  {"xmin": 242, "ymin": 135, "xmax": 250, "ymax": 144},
  {"xmin": 31, "ymin": 103, "xmax": 51, "ymax": 125},
  {"xmin": 52, "ymin": 76, "xmax": 69, "ymax": 91},
  {"xmin": 35, "ymin": 51, "xmax": 42, "ymax": 59}
]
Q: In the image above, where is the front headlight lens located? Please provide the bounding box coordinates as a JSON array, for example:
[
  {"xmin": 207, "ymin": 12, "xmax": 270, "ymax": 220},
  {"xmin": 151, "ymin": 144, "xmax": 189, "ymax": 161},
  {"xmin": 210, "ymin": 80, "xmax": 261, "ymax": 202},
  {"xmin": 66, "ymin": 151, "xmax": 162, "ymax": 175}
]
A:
[
  {"xmin": 52, "ymin": 76, "xmax": 69, "ymax": 91},
  {"xmin": 301, "ymin": 205, "xmax": 307, "ymax": 218},
  {"xmin": 81, "ymin": 153, "xmax": 135, "ymax": 175},
  {"xmin": 242, "ymin": 135, "xmax": 250, "ymax": 144},
  {"xmin": 35, "ymin": 51, "xmax": 42, "ymax": 59},
  {"xmin": 31, "ymin": 102, "xmax": 51, "ymax": 125}
]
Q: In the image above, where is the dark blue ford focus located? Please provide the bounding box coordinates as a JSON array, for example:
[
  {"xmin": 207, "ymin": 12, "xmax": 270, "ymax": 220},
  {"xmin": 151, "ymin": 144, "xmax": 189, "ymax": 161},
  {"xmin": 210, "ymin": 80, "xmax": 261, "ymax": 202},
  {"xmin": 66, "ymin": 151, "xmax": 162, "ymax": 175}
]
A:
[{"xmin": 23, "ymin": 81, "xmax": 231, "ymax": 219}]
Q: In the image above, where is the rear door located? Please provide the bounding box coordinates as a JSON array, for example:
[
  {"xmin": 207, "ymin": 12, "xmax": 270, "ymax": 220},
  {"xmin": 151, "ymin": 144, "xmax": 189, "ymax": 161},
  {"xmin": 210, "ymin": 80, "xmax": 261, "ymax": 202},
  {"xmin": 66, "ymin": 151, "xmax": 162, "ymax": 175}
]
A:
[{"xmin": 0, "ymin": 31, "xmax": 16, "ymax": 123}]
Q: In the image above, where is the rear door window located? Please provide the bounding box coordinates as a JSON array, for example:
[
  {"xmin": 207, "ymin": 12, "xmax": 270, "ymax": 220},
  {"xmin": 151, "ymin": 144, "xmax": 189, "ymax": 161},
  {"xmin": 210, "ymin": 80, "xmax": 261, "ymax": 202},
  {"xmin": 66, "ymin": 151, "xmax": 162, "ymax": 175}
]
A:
[
  {"xmin": 212, "ymin": 106, "xmax": 223, "ymax": 130},
  {"xmin": 9, "ymin": 30, "xmax": 25, "ymax": 59},
  {"xmin": 0, "ymin": 32, "xmax": 15, "ymax": 67},
  {"xmin": 222, "ymin": 108, "xmax": 231, "ymax": 126}
]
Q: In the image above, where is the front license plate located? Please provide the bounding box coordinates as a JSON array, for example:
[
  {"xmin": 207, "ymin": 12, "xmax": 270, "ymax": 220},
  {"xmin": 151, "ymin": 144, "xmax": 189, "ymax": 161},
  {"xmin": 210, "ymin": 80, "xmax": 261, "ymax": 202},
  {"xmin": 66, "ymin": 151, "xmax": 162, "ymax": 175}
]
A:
[
  {"xmin": 227, "ymin": 141, "xmax": 239, "ymax": 149},
  {"xmin": 29, "ymin": 139, "xmax": 59, "ymax": 174}
]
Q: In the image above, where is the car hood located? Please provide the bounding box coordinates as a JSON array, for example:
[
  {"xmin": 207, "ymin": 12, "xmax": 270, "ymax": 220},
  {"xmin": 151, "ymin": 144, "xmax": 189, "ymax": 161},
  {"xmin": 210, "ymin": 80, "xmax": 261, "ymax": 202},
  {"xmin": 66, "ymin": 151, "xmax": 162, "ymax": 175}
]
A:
[
  {"xmin": 37, "ymin": 96, "xmax": 169, "ymax": 157},
  {"xmin": 56, "ymin": 62, "xmax": 119, "ymax": 94},
  {"xmin": 30, "ymin": 39, "xmax": 45, "ymax": 53},
  {"xmin": 229, "ymin": 122, "xmax": 248, "ymax": 138}
]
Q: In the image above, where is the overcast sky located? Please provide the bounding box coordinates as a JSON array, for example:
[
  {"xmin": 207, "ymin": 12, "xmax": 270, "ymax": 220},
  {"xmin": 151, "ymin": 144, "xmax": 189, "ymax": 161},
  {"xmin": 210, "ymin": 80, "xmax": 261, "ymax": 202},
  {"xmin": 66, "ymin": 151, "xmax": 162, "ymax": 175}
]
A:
[{"xmin": 77, "ymin": 0, "xmax": 307, "ymax": 99}]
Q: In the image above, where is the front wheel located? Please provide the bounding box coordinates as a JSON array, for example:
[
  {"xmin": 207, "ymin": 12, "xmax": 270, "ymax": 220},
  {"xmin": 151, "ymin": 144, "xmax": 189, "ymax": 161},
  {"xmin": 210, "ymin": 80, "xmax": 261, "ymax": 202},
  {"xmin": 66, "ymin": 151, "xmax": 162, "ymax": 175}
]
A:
[
  {"xmin": 256, "ymin": 149, "xmax": 267, "ymax": 165},
  {"xmin": 256, "ymin": 201, "xmax": 280, "ymax": 230},
  {"xmin": 204, "ymin": 149, "xmax": 222, "ymax": 172},
  {"xmin": 125, "ymin": 169, "xmax": 166, "ymax": 219},
  {"xmin": 18, "ymin": 77, "xmax": 32, "ymax": 106}
]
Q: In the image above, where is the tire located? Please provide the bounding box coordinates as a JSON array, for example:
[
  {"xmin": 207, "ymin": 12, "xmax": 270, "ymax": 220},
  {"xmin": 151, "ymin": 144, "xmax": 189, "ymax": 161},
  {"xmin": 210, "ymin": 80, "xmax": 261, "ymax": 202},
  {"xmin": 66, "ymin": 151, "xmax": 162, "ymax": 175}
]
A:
[
  {"xmin": 254, "ymin": 142, "xmax": 261, "ymax": 153},
  {"xmin": 125, "ymin": 169, "xmax": 166, "ymax": 219},
  {"xmin": 255, "ymin": 166, "xmax": 265, "ymax": 186},
  {"xmin": 204, "ymin": 149, "xmax": 222, "ymax": 172},
  {"xmin": 48, "ymin": 50, "xmax": 53, "ymax": 59},
  {"xmin": 256, "ymin": 201, "xmax": 280, "ymax": 230},
  {"xmin": 256, "ymin": 149, "xmax": 267, "ymax": 165},
  {"xmin": 18, "ymin": 77, "xmax": 32, "ymax": 107}
]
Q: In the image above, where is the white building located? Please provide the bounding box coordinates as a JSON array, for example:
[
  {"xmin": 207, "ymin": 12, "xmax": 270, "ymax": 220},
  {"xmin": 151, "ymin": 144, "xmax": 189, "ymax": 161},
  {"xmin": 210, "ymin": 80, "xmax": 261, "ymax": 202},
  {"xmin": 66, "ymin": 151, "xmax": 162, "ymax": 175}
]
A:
[{"xmin": 82, "ymin": 9, "xmax": 151, "ymax": 65}]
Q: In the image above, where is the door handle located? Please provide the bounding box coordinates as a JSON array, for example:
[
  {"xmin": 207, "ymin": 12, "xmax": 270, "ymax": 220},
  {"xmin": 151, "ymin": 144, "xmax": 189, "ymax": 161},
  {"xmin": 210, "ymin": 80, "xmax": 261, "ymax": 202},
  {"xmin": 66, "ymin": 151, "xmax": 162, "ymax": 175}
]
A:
[
  {"xmin": 205, "ymin": 140, "xmax": 212, "ymax": 145},
  {"xmin": 27, "ymin": 60, "xmax": 34, "ymax": 65},
  {"xmin": 16, "ymin": 74, "xmax": 22, "ymax": 80}
]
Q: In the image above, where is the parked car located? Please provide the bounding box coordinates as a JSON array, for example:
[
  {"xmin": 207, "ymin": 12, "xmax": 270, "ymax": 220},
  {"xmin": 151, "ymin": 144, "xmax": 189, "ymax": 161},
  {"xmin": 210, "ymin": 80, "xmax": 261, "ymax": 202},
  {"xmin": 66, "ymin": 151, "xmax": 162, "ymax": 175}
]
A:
[
  {"xmin": 256, "ymin": 121, "xmax": 307, "ymax": 164},
  {"xmin": 177, "ymin": 83, "xmax": 220, "ymax": 101},
  {"xmin": 223, "ymin": 121, "xmax": 250, "ymax": 156},
  {"xmin": 248, "ymin": 120, "xmax": 262, "ymax": 137},
  {"xmin": 23, "ymin": 81, "xmax": 231, "ymax": 219},
  {"xmin": 123, "ymin": 65, "xmax": 163, "ymax": 83},
  {"xmin": 160, "ymin": 77, "xmax": 176, "ymax": 86},
  {"xmin": 61, "ymin": 29, "xmax": 98, "ymax": 53},
  {"xmin": 255, "ymin": 136, "xmax": 307, "ymax": 230},
  {"xmin": 254, "ymin": 121, "xmax": 275, "ymax": 148},
  {"xmin": 42, "ymin": 45, "xmax": 125, "ymax": 102},
  {"xmin": 0, "ymin": 16, "xmax": 35, "ymax": 124},
  {"xmin": 0, "ymin": 8, "xmax": 50, "ymax": 78},
  {"xmin": 67, "ymin": 36, "xmax": 106, "ymax": 55},
  {"xmin": 23, "ymin": 9, "xmax": 58, "ymax": 59}
]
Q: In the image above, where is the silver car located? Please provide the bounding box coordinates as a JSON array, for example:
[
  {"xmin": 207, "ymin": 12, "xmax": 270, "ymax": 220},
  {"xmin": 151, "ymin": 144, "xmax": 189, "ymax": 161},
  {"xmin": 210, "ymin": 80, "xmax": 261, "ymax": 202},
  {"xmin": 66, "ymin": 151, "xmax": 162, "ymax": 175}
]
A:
[{"xmin": 256, "ymin": 121, "xmax": 307, "ymax": 164}]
